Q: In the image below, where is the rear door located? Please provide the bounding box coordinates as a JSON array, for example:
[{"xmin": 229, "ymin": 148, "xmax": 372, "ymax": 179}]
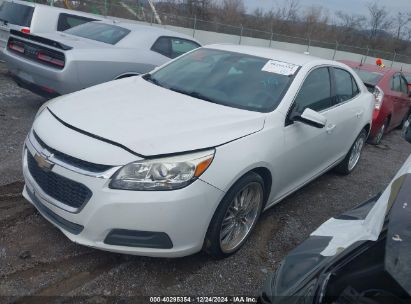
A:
[
  {"xmin": 328, "ymin": 67, "xmax": 364, "ymax": 157},
  {"xmin": 390, "ymin": 73, "xmax": 407, "ymax": 127},
  {"xmin": 399, "ymin": 74, "xmax": 411, "ymax": 118},
  {"xmin": 0, "ymin": 1, "xmax": 34, "ymax": 50}
]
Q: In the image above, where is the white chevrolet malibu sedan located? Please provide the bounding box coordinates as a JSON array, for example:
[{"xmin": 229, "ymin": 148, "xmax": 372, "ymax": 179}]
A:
[{"xmin": 22, "ymin": 45, "xmax": 374, "ymax": 258}]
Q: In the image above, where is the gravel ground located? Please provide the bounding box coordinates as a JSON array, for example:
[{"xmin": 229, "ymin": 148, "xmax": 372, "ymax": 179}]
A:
[
  {"xmin": 0, "ymin": 63, "xmax": 44, "ymax": 186},
  {"xmin": 1, "ymin": 61, "xmax": 411, "ymax": 302}
]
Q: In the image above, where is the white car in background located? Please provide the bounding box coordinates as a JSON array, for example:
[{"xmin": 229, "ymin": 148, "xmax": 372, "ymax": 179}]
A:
[
  {"xmin": 0, "ymin": 0, "xmax": 102, "ymax": 59},
  {"xmin": 4, "ymin": 20, "xmax": 201, "ymax": 97},
  {"xmin": 22, "ymin": 45, "xmax": 374, "ymax": 258}
]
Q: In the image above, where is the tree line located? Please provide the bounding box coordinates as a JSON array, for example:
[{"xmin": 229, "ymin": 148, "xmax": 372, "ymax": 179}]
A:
[
  {"xmin": 36, "ymin": 0, "xmax": 411, "ymax": 59},
  {"xmin": 153, "ymin": 0, "xmax": 411, "ymax": 57}
]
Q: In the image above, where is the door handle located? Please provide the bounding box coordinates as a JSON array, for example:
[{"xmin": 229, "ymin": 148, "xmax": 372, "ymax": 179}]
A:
[
  {"xmin": 326, "ymin": 124, "xmax": 336, "ymax": 134},
  {"xmin": 356, "ymin": 110, "xmax": 364, "ymax": 118}
]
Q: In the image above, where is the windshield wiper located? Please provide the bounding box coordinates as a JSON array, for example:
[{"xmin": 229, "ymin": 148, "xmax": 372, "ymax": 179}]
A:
[
  {"xmin": 142, "ymin": 73, "xmax": 163, "ymax": 87},
  {"xmin": 168, "ymin": 87, "xmax": 221, "ymax": 105}
]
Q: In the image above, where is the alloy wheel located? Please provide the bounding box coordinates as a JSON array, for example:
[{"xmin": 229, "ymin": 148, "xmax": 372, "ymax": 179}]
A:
[
  {"xmin": 348, "ymin": 135, "xmax": 365, "ymax": 171},
  {"xmin": 219, "ymin": 182, "xmax": 263, "ymax": 253},
  {"xmin": 375, "ymin": 124, "xmax": 385, "ymax": 145}
]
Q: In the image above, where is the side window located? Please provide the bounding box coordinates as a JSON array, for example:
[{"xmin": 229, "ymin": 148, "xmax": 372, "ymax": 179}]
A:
[
  {"xmin": 334, "ymin": 68, "xmax": 359, "ymax": 104},
  {"xmin": 151, "ymin": 37, "xmax": 172, "ymax": 58},
  {"xmin": 57, "ymin": 13, "xmax": 96, "ymax": 32},
  {"xmin": 400, "ymin": 76, "xmax": 409, "ymax": 95},
  {"xmin": 294, "ymin": 67, "xmax": 332, "ymax": 113},
  {"xmin": 170, "ymin": 38, "xmax": 200, "ymax": 59},
  {"xmin": 391, "ymin": 74, "xmax": 402, "ymax": 92}
]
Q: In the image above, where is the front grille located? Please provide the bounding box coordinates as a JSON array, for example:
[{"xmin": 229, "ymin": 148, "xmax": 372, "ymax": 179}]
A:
[
  {"xmin": 27, "ymin": 152, "xmax": 92, "ymax": 209},
  {"xmin": 33, "ymin": 131, "xmax": 112, "ymax": 173}
]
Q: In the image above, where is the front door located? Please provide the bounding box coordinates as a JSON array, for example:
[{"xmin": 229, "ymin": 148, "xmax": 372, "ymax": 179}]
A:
[{"xmin": 276, "ymin": 67, "xmax": 337, "ymax": 199}]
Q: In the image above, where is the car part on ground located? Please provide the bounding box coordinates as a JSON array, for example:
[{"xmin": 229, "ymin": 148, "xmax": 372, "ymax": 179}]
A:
[
  {"xmin": 21, "ymin": 45, "xmax": 374, "ymax": 258},
  {"xmin": 260, "ymin": 124, "xmax": 411, "ymax": 303}
]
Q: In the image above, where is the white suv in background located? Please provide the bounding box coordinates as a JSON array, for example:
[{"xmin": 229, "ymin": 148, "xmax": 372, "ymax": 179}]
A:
[
  {"xmin": 22, "ymin": 45, "xmax": 374, "ymax": 258},
  {"xmin": 0, "ymin": 0, "xmax": 102, "ymax": 59}
]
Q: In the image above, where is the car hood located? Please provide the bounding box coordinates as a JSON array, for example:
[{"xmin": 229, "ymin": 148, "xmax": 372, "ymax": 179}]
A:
[{"xmin": 46, "ymin": 77, "xmax": 265, "ymax": 157}]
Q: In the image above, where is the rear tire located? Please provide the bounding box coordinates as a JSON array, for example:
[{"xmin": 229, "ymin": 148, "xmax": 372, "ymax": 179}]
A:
[
  {"xmin": 369, "ymin": 119, "xmax": 388, "ymax": 145},
  {"xmin": 335, "ymin": 129, "xmax": 367, "ymax": 175},
  {"xmin": 398, "ymin": 112, "xmax": 411, "ymax": 130},
  {"xmin": 203, "ymin": 172, "xmax": 265, "ymax": 259}
]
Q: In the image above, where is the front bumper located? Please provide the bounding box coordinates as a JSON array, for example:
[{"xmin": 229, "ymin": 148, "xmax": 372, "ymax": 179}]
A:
[{"xmin": 22, "ymin": 137, "xmax": 225, "ymax": 257}]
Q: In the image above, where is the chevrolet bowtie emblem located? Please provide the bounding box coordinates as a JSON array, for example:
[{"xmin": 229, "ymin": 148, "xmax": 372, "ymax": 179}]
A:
[{"xmin": 34, "ymin": 152, "xmax": 54, "ymax": 172}]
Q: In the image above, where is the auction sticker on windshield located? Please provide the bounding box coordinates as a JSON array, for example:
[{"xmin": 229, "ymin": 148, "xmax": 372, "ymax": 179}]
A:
[{"xmin": 262, "ymin": 60, "xmax": 299, "ymax": 76}]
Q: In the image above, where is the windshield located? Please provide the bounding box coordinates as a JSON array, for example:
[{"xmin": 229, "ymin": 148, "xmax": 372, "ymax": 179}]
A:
[
  {"xmin": 405, "ymin": 75, "xmax": 411, "ymax": 84},
  {"xmin": 0, "ymin": 2, "xmax": 34, "ymax": 27},
  {"xmin": 146, "ymin": 48, "xmax": 297, "ymax": 112},
  {"xmin": 64, "ymin": 22, "xmax": 130, "ymax": 45},
  {"xmin": 354, "ymin": 69, "xmax": 384, "ymax": 86}
]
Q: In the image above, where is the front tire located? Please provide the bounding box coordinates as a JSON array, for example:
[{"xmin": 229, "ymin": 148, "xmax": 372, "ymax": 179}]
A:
[
  {"xmin": 335, "ymin": 129, "xmax": 367, "ymax": 175},
  {"xmin": 204, "ymin": 172, "xmax": 265, "ymax": 259}
]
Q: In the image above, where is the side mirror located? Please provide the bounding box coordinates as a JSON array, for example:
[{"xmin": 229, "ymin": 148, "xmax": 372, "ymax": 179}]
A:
[
  {"xmin": 292, "ymin": 108, "xmax": 327, "ymax": 128},
  {"xmin": 403, "ymin": 119, "xmax": 411, "ymax": 143}
]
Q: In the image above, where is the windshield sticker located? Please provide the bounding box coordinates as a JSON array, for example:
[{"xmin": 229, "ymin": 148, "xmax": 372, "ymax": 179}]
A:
[{"xmin": 262, "ymin": 60, "xmax": 299, "ymax": 76}]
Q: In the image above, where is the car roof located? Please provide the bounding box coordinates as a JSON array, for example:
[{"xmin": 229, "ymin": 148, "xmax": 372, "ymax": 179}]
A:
[
  {"xmin": 339, "ymin": 60, "xmax": 398, "ymax": 75},
  {"xmin": 92, "ymin": 20, "xmax": 199, "ymax": 43},
  {"xmin": 205, "ymin": 44, "xmax": 331, "ymax": 66}
]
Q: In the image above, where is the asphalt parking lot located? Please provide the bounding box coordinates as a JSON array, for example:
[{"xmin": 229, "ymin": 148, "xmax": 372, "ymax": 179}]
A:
[{"xmin": 1, "ymin": 61, "xmax": 411, "ymax": 302}]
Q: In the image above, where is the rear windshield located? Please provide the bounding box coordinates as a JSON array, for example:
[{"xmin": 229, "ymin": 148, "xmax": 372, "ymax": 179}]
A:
[
  {"xmin": 354, "ymin": 69, "xmax": 384, "ymax": 86},
  {"xmin": 405, "ymin": 75, "xmax": 411, "ymax": 84},
  {"xmin": 0, "ymin": 1, "xmax": 34, "ymax": 27},
  {"xmin": 64, "ymin": 22, "xmax": 130, "ymax": 45}
]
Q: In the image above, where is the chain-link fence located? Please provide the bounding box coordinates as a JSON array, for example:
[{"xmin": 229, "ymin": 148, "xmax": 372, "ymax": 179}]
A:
[{"xmin": 27, "ymin": 0, "xmax": 411, "ymax": 68}]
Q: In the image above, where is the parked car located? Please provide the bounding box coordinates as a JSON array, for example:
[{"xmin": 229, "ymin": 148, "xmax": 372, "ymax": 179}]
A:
[
  {"xmin": 3, "ymin": 20, "xmax": 201, "ymax": 97},
  {"xmin": 0, "ymin": 0, "xmax": 101, "ymax": 60},
  {"xmin": 260, "ymin": 123, "xmax": 411, "ymax": 304},
  {"xmin": 22, "ymin": 46, "xmax": 374, "ymax": 258},
  {"xmin": 341, "ymin": 60, "xmax": 411, "ymax": 145}
]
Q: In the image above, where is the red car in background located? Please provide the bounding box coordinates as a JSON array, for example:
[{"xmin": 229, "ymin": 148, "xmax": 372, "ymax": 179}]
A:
[{"xmin": 341, "ymin": 60, "xmax": 411, "ymax": 144}]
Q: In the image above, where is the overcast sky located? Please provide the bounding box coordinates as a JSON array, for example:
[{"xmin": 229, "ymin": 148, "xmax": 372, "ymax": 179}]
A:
[{"xmin": 244, "ymin": 0, "xmax": 410, "ymax": 16}]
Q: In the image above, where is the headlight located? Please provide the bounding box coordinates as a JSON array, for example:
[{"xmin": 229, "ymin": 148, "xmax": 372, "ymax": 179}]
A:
[{"xmin": 109, "ymin": 149, "xmax": 215, "ymax": 191}]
